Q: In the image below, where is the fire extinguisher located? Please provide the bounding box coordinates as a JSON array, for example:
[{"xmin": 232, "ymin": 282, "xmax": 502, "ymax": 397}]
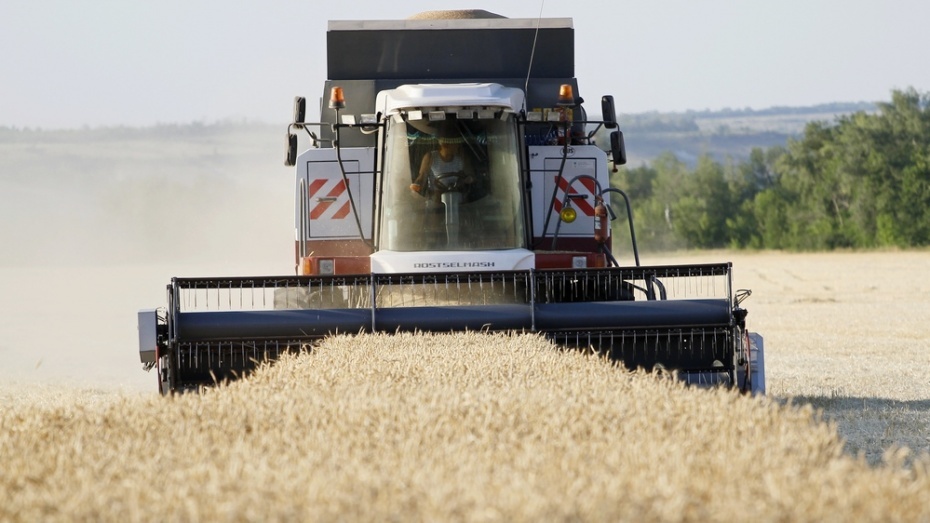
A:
[{"xmin": 594, "ymin": 196, "xmax": 608, "ymax": 244}]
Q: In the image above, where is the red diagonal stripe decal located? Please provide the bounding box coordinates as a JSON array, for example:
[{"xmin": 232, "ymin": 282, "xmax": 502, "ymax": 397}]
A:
[
  {"xmin": 308, "ymin": 178, "xmax": 327, "ymax": 197},
  {"xmin": 581, "ymin": 177, "xmax": 597, "ymax": 194},
  {"xmin": 575, "ymin": 200, "xmax": 596, "ymax": 217},
  {"xmin": 309, "ymin": 180, "xmax": 348, "ymax": 220},
  {"xmin": 310, "ymin": 200, "xmax": 333, "ymax": 219},
  {"xmin": 556, "ymin": 177, "xmax": 596, "ymax": 216},
  {"xmin": 326, "ymin": 180, "xmax": 347, "ymax": 197},
  {"xmin": 332, "ymin": 201, "xmax": 351, "ymax": 219}
]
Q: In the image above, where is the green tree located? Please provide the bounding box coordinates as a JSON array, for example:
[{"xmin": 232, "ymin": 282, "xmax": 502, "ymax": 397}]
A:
[
  {"xmin": 673, "ymin": 155, "xmax": 733, "ymax": 248},
  {"xmin": 609, "ymin": 163, "xmax": 657, "ymax": 256},
  {"xmin": 727, "ymin": 147, "xmax": 784, "ymax": 247},
  {"xmin": 771, "ymin": 88, "xmax": 930, "ymax": 249},
  {"xmin": 858, "ymin": 88, "xmax": 930, "ymax": 246},
  {"xmin": 610, "ymin": 88, "xmax": 930, "ymax": 251},
  {"xmin": 641, "ymin": 153, "xmax": 690, "ymax": 250}
]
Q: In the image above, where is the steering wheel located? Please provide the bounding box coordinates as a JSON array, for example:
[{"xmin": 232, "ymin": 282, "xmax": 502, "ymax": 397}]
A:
[{"xmin": 432, "ymin": 172, "xmax": 468, "ymax": 193}]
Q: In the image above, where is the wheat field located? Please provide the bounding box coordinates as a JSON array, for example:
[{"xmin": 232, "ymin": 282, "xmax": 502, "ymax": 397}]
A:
[{"xmin": 2, "ymin": 250, "xmax": 930, "ymax": 521}]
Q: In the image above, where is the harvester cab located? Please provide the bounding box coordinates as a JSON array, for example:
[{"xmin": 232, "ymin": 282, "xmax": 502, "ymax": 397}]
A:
[{"xmin": 138, "ymin": 12, "xmax": 765, "ymax": 395}]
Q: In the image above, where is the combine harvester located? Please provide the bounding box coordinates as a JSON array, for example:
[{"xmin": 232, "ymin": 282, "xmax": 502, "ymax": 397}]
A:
[{"xmin": 137, "ymin": 11, "xmax": 764, "ymax": 394}]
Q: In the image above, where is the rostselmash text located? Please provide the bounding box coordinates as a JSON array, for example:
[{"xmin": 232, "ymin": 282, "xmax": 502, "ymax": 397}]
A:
[{"xmin": 412, "ymin": 262, "xmax": 496, "ymax": 269}]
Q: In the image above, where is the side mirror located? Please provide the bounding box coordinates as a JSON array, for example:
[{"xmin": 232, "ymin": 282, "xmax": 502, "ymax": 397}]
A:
[
  {"xmin": 293, "ymin": 96, "xmax": 306, "ymax": 127},
  {"xmin": 610, "ymin": 130, "xmax": 626, "ymax": 169},
  {"xmin": 285, "ymin": 133, "xmax": 298, "ymax": 167},
  {"xmin": 601, "ymin": 95, "xmax": 618, "ymax": 129}
]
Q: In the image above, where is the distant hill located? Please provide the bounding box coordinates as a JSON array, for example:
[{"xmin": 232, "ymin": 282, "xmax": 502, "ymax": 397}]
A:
[
  {"xmin": 1, "ymin": 100, "xmax": 877, "ymax": 167},
  {"xmin": 619, "ymin": 101, "xmax": 876, "ymax": 166}
]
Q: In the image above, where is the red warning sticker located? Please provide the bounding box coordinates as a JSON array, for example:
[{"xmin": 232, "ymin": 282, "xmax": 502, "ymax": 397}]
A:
[
  {"xmin": 552, "ymin": 176, "xmax": 597, "ymax": 216},
  {"xmin": 308, "ymin": 179, "xmax": 351, "ymax": 220}
]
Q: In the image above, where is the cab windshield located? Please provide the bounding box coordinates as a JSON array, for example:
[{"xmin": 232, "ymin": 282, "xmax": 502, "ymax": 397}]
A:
[{"xmin": 378, "ymin": 114, "xmax": 526, "ymax": 251}]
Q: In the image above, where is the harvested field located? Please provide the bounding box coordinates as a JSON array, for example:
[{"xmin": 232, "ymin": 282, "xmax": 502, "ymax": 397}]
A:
[
  {"xmin": 2, "ymin": 250, "xmax": 929, "ymax": 521},
  {"xmin": 650, "ymin": 250, "xmax": 930, "ymax": 464}
]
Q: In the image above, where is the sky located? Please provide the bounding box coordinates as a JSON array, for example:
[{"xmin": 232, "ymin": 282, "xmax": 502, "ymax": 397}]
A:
[{"xmin": 2, "ymin": 0, "xmax": 929, "ymax": 129}]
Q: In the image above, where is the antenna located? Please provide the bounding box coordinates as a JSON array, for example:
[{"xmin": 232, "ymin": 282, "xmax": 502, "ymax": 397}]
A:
[{"xmin": 523, "ymin": 0, "xmax": 546, "ymax": 110}]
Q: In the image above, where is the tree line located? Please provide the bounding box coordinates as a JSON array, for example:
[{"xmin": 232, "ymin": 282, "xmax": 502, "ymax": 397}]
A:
[{"xmin": 612, "ymin": 88, "xmax": 930, "ymax": 251}]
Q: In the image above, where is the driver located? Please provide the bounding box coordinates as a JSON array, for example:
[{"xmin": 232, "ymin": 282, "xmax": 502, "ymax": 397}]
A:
[{"xmin": 410, "ymin": 132, "xmax": 474, "ymax": 200}]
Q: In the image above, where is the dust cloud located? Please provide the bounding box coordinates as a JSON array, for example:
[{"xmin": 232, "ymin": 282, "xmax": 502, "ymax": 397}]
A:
[{"xmin": 0, "ymin": 124, "xmax": 296, "ymax": 391}]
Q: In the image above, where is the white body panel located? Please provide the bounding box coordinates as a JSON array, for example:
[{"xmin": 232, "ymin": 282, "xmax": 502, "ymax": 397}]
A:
[
  {"xmin": 376, "ymin": 83, "xmax": 524, "ymax": 115},
  {"xmin": 137, "ymin": 309, "xmax": 158, "ymax": 364},
  {"xmin": 528, "ymin": 145, "xmax": 610, "ymax": 239},
  {"xmin": 295, "ymin": 147, "xmax": 375, "ymax": 241},
  {"xmin": 370, "ymin": 249, "xmax": 535, "ymax": 274}
]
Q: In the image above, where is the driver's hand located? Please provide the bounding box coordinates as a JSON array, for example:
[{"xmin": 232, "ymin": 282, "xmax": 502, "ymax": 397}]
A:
[{"xmin": 410, "ymin": 183, "xmax": 422, "ymax": 193}]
